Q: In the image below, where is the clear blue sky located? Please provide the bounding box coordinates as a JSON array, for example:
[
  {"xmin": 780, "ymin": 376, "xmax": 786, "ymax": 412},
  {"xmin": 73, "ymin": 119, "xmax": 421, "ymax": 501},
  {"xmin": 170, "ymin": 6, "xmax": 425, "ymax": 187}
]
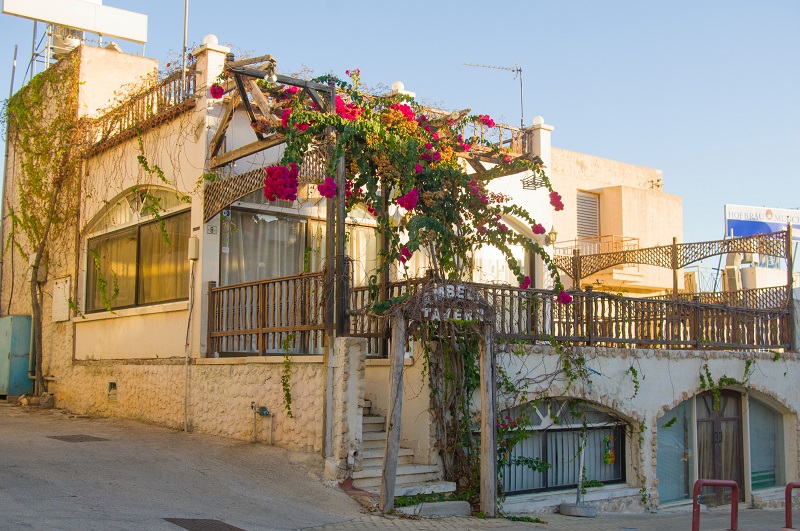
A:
[{"xmin": 1, "ymin": 1, "xmax": 798, "ymax": 245}]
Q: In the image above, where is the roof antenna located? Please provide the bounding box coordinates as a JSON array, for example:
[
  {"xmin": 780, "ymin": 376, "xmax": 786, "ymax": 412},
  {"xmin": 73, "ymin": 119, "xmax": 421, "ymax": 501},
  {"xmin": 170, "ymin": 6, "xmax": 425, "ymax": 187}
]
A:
[{"xmin": 464, "ymin": 62, "xmax": 524, "ymax": 128}]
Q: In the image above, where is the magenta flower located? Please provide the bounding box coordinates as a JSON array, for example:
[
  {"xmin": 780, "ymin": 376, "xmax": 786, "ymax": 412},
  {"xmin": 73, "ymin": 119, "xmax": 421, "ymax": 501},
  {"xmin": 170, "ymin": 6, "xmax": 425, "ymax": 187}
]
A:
[
  {"xmin": 390, "ymin": 103, "xmax": 415, "ymax": 121},
  {"xmin": 283, "ymin": 86, "xmax": 300, "ymax": 97},
  {"xmin": 317, "ymin": 176, "xmax": 337, "ymax": 198},
  {"xmin": 431, "ymin": 132, "xmax": 440, "ymax": 141},
  {"xmin": 478, "ymin": 114, "xmax": 495, "ymax": 128},
  {"xmin": 477, "ymin": 224, "xmax": 487, "ymax": 235},
  {"xmin": 424, "ymin": 142, "xmax": 434, "ymax": 150},
  {"xmin": 549, "ymin": 191, "xmax": 564, "ymax": 211},
  {"xmin": 532, "ymin": 223, "xmax": 546, "ymax": 235},
  {"xmin": 281, "ymin": 108, "xmax": 292, "ymax": 128},
  {"xmin": 415, "ymin": 163, "xmax": 424, "ymax": 174},
  {"xmin": 264, "ymin": 163, "xmax": 299, "ymax": 202},
  {"xmin": 519, "ymin": 276, "xmax": 532, "ymax": 289},
  {"xmin": 210, "ymin": 84, "xmax": 225, "ymax": 99},
  {"xmin": 557, "ymin": 290, "xmax": 573, "ymax": 305},
  {"xmin": 397, "ymin": 189, "xmax": 419, "ymax": 210},
  {"xmin": 498, "ymin": 223, "xmax": 508, "ymax": 232}
]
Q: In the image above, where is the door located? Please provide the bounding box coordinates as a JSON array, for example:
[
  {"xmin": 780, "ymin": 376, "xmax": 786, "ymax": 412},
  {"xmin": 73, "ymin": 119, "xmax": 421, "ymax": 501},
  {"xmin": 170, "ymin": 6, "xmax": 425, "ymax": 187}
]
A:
[{"xmin": 697, "ymin": 390, "xmax": 744, "ymax": 505}]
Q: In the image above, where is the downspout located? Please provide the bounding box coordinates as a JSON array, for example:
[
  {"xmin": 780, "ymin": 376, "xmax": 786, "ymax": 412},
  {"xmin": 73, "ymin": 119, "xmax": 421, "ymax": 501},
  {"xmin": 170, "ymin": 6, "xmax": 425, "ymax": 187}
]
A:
[{"xmin": 185, "ymin": 236, "xmax": 199, "ymax": 432}]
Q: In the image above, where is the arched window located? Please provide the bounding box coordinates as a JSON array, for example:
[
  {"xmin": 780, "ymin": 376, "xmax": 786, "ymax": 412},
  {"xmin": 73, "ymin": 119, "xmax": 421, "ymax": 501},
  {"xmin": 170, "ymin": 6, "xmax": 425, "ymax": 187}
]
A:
[
  {"xmin": 500, "ymin": 399, "xmax": 625, "ymax": 494},
  {"xmin": 85, "ymin": 188, "xmax": 190, "ymax": 312}
]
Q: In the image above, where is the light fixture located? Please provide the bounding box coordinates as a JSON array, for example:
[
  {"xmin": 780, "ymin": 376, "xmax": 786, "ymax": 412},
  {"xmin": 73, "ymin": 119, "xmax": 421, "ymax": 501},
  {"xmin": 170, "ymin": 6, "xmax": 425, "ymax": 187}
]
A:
[{"xmin": 545, "ymin": 227, "xmax": 558, "ymax": 246}]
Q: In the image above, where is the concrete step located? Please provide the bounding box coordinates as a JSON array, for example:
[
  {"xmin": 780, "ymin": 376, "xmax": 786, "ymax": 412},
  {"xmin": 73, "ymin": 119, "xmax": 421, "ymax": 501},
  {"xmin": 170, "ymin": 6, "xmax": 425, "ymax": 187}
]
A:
[
  {"xmin": 362, "ymin": 415, "xmax": 386, "ymax": 432},
  {"xmin": 362, "ymin": 431, "xmax": 387, "ymax": 449},
  {"xmin": 361, "ymin": 447, "xmax": 413, "ymax": 467},
  {"xmin": 360, "ymin": 480, "xmax": 456, "ymax": 497},
  {"xmin": 396, "ymin": 500, "xmax": 471, "ymax": 517},
  {"xmin": 352, "ymin": 464, "xmax": 441, "ymax": 489}
]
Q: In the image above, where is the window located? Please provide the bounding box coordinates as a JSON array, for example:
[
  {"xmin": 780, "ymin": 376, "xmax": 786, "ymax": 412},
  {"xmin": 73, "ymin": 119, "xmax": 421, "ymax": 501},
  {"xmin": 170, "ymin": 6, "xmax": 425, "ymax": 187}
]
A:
[
  {"xmin": 576, "ymin": 191, "xmax": 600, "ymax": 240},
  {"xmin": 86, "ymin": 189, "xmax": 190, "ymax": 312},
  {"xmin": 749, "ymin": 398, "xmax": 784, "ymax": 490},
  {"xmin": 500, "ymin": 399, "xmax": 625, "ymax": 495}
]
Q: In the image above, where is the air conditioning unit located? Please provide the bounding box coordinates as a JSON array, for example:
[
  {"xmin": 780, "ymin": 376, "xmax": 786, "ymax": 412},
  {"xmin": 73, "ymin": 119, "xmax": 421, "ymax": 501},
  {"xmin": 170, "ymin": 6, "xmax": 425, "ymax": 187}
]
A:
[{"xmin": 51, "ymin": 25, "xmax": 84, "ymax": 59}]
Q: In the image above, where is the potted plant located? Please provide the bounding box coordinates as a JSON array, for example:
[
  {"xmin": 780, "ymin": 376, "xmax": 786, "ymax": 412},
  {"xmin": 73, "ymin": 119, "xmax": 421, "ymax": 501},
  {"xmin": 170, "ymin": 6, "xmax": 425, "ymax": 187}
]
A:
[{"xmin": 603, "ymin": 436, "xmax": 616, "ymax": 465}]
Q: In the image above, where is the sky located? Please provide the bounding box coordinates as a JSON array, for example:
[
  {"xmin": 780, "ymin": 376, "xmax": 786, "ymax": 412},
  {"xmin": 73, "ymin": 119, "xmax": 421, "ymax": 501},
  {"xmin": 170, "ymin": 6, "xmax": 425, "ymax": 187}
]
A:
[{"xmin": 0, "ymin": 0, "xmax": 798, "ymax": 247}]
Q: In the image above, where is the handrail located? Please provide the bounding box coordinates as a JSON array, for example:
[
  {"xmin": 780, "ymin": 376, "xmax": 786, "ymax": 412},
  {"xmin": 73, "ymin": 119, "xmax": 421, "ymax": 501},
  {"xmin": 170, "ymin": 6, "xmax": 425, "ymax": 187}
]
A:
[
  {"xmin": 786, "ymin": 482, "xmax": 800, "ymax": 529},
  {"xmin": 692, "ymin": 479, "xmax": 738, "ymax": 531}
]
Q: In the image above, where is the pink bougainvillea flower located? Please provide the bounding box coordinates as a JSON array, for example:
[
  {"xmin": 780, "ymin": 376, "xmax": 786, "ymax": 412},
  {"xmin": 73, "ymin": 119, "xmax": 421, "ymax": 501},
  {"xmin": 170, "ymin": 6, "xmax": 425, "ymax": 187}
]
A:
[
  {"xmin": 478, "ymin": 114, "xmax": 496, "ymax": 128},
  {"xmin": 477, "ymin": 224, "xmax": 487, "ymax": 235},
  {"xmin": 519, "ymin": 276, "xmax": 532, "ymax": 289},
  {"xmin": 283, "ymin": 86, "xmax": 300, "ymax": 97},
  {"xmin": 431, "ymin": 151, "xmax": 441, "ymax": 161},
  {"xmin": 498, "ymin": 223, "xmax": 509, "ymax": 232},
  {"xmin": 549, "ymin": 191, "xmax": 565, "ymax": 211},
  {"xmin": 280, "ymin": 108, "xmax": 292, "ymax": 129},
  {"xmin": 264, "ymin": 163, "xmax": 299, "ymax": 202},
  {"xmin": 532, "ymin": 223, "xmax": 546, "ymax": 235},
  {"xmin": 317, "ymin": 176, "xmax": 337, "ymax": 198},
  {"xmin": 424, "ymin": 142, "xmax": 434, "ymax": 150},
  {"xmin": 415, "ymin": 163, "xmax": 424, "ymax": 174},
  {"xmin": 210, "ymin": 84, "xmax": 225, "ymax": 99},
  {"xmin": 335, "ymin": 95, "xmax": 363, "ymax": 121},
  {"xmin": 557, "ymin": 290, "xmax": 573, "ymax": 305},
  {"xmin": 431, "ymin": 132, "xmax": 440, "ymax": 141},
  {"xmin": 397, "ymin": 188, "xmax": 419, "ymax": 210},
  {"xmin": 390, "ymin": 103, "xmax": 415, "ymax": 121}
]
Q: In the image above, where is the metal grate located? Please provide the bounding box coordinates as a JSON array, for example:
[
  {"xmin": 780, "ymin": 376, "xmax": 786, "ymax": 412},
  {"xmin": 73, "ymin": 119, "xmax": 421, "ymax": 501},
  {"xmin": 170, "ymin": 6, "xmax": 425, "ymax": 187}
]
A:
[
  {"xmin": 164, "ymin": 519, "xmax": 246, "ymax": 531},
  {"xmin": 47, "ymin": 435, "xmax": 109, "ymax": 443}
]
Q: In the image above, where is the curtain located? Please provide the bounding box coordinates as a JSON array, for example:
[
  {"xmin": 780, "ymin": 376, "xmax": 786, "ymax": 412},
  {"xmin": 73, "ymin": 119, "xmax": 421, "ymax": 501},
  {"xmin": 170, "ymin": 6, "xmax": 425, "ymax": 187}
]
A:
[
  {"xmin": 220, "ymin": 211, "xmax": 306, "ymax": 286},
  {"xmin": 657, "ymin": 401, "xmax": 693, "ymax": 503},
  {"xmin": 749, "ymin": 399, "xmax": 781, "ymax": 489},
  {"xmin": 87, "ymin": 227, "xmax": 137, "ymax": 311},
  {"xmin": 138, "ymin": 212, "xmax": 190, "ymax": 304}
]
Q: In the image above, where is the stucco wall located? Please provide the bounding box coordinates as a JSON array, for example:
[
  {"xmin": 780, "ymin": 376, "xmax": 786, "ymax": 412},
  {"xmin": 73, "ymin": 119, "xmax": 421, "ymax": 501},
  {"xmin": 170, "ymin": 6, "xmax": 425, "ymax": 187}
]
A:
[{"xmin": 51, "ymin": 357, "xmax": 325, "ymax": 452}]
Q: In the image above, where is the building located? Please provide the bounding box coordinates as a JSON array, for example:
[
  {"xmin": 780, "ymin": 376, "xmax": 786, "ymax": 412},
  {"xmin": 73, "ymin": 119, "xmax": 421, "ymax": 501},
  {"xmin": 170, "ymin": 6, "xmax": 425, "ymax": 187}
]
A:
[{"xmin": 2, "ymin": 39, "xmax": 797, "ymax": 514}]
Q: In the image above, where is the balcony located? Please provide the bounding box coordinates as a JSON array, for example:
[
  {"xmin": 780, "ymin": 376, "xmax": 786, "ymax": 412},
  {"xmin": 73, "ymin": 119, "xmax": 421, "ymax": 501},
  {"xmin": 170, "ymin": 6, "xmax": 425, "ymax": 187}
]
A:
[{"xmin": 553, "ymin": 234, "xmax": 640, "ymax": 257}]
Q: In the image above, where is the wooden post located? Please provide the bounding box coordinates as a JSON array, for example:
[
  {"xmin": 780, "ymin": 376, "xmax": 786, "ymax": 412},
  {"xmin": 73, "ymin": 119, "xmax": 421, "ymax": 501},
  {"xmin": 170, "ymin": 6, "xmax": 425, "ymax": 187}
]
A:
[
  {"xmin": 672, "ymin": 236, "xmax": 679, "ymax": 297},
  {"xmin": 572, "ymin": 248, "xmax": 581, "ymax": 289},
  {"xmin": 380, "ymin": 316, "xmax": 406, "ymax": 513},
  {"xmin": 480, "ymin": 325, "xmax": 497, "ymax": 517}
]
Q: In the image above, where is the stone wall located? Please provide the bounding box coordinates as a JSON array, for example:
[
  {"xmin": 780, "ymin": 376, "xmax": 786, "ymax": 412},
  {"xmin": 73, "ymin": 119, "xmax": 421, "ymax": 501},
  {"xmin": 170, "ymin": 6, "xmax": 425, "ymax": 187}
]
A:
[{"xmin": 52, "ymin": 357, "xmax": 325, "ymax": 452}]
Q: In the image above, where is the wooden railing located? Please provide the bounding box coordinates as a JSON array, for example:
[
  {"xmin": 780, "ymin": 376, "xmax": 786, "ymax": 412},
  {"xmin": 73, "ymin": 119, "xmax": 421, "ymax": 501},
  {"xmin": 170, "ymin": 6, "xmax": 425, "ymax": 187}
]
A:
[
  {"xmin": 647, "ymin": 286, "xmax": 789, "ymax": 310},
  {"xmin": 208, "ymin": 274, "xmax": 791, "ymax": 357},
  {"xmin": 207, "ymin": 272, "xmax": 326, "ymax": 356},
  {"xmin": 553, "ymin": 234, "xmax": 640, "ymax": 257},
  {"xmin": 88, "ymin": 67, "xmax": 198, "ymax": 155}
]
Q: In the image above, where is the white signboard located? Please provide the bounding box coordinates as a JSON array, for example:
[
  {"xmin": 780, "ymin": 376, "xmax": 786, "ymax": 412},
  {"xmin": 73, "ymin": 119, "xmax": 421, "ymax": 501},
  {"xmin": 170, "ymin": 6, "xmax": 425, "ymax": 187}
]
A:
[
  {"xmin": 724, "ymin": 204, "xmax": 800, "ymax": 240},
  {"xmin": 3, "ymin": 0, "xmax": 147, "ymax": 44}
]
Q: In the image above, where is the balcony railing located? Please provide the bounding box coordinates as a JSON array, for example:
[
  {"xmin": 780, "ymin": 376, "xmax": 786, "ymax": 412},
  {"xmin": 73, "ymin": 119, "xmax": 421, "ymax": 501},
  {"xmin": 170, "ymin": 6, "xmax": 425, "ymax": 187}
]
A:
[
  {"xmin": 553, "ymin": 234, "xmax": 640, "ymax": 258},
  {"xmin": 207, "ymin": 273, "xmax": 791, "ymax": 357},
  {"xmin": 87, "ymin": 67, "xmax": 198, "ymax": 156}
]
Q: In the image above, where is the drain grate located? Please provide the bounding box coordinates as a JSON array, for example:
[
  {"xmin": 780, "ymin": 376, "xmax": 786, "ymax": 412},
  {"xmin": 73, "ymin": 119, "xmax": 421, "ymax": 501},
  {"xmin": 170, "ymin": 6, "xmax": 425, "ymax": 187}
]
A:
[
  {"xmin": 164, "ymin": 519, "xmax": 246, "ymax": 531},
  {"xmin": 47, "ymin": 435, "xmax": 109, "ymax": 443}
]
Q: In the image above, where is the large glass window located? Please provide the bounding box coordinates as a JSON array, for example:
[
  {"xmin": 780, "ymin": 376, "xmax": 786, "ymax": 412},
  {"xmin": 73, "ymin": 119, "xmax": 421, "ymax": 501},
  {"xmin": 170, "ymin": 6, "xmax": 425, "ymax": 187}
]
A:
[
  {"xmin": 749, "ymin": 398, "xmax": 784, "ymax": 490},
  {"xmin": 87, "ymin": 210, "xmax": 190, "ymax": 312},
  {"xmin": 500, "ymin": 399, "xmax": 625, "ymax": 495},
  {"xmin": 657, "ymin": 401, "xmax": 695, "ymax": 503}
]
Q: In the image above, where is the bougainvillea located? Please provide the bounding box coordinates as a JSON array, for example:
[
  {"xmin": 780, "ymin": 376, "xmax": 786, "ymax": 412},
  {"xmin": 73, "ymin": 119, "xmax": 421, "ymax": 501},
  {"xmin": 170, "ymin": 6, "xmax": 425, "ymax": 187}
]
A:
[
  {"xmin": 259, "ymin": 69, "xmax": 569, "ymax": 299},
  {"xmin": 209, "ymin": 84, "xmax": 225, "ymax": 99},
  {"xmin": 264, "ymin": 163, "xmax": 299, "ymax": 202}
]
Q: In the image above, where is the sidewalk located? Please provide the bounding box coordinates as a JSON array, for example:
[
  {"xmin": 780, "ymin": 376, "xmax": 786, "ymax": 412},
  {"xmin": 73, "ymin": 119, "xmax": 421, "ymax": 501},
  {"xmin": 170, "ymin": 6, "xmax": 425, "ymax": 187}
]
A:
[{"xmin": 303, "ymin": 508, "xmax": 789, "ymax": 530}]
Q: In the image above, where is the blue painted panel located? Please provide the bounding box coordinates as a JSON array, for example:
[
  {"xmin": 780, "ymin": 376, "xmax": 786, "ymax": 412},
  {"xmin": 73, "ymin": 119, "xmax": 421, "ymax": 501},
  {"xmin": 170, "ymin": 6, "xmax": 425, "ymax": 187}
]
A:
[{"xmin": 0, "ymin": 315, "xmax": 33, "ymax": 396}]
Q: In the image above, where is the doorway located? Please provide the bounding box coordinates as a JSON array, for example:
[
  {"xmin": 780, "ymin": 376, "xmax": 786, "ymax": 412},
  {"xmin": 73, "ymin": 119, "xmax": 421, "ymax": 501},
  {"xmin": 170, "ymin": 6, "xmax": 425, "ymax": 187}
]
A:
[{"xmin": 697, "ymin": 390, "xmax": 744, "ymax": 505}]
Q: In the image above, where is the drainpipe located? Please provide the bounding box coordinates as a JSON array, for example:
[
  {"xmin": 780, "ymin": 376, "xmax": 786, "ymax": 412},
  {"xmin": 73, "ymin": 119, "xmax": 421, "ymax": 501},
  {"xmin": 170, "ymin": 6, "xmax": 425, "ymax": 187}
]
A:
[{"xmin": 184, "ymin": 236, "xmax": 199, "ymax": 431}]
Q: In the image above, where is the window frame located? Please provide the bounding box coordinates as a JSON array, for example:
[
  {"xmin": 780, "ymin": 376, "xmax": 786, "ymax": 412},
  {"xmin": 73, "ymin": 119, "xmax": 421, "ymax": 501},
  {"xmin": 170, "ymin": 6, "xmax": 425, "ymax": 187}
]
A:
[{"xmin": 85, "ymin": 208, "xmax": 191, "ymax": 313}]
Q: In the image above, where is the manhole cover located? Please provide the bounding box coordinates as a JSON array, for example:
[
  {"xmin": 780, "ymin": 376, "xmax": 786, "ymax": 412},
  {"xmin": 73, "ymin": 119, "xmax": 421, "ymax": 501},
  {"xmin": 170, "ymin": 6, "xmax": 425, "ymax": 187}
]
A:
[
  {"xmin": 47, "ymin": 435, "xmax": 109, "ymax": 443},
  {"xmin": 164, "ymin": 519, "xmax": 246, "ymax": 531}
]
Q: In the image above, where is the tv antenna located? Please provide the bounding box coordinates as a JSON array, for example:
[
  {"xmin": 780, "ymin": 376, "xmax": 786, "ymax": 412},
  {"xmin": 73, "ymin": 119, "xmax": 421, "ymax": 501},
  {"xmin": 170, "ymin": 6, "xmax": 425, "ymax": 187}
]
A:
[{"xmin": 464, "ymin": 62, "xmax": 524, "ymax": 128}]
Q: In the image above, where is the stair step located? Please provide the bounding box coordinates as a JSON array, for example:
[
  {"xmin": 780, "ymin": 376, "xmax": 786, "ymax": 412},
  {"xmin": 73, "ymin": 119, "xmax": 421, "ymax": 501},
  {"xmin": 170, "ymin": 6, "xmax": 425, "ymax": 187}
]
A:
[
  {"xmin": 362, "ymin": 415, "xmax": 386, "ymax": 432},
  {"xmin": 353, "ymin": 464, "xmax": 439, "ymax": 480},
  {"xmin": 353, "ymin": 470, "xmax": 442, "ymax": 489},
  {"xmin": 362, "ymin": 448, "xmax": 414, "ymax": 460},
  {"xmin": 363, "ymin": 453, "xmax": 413, "ymax": 467},
  {"xmin": 363, "ymin": 431, "xmax": 387, "ymax": 441},
  {"xmin": 358, "ymin": 480, "xmax": 457, "ymax": 497}
]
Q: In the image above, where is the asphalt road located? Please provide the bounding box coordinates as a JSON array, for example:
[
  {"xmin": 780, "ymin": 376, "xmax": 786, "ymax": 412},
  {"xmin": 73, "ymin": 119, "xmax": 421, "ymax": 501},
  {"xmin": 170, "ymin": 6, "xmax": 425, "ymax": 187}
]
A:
[{"xmin": 0, "ymin": 403, "xmax": 366, "ymax": 531}]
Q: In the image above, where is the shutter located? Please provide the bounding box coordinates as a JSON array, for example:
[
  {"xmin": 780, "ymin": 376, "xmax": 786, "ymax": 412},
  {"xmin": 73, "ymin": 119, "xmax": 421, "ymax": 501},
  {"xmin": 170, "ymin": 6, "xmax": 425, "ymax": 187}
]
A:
[{"xmin": 576, "ymin": 192, "xmax": 599, "ymax": 240}]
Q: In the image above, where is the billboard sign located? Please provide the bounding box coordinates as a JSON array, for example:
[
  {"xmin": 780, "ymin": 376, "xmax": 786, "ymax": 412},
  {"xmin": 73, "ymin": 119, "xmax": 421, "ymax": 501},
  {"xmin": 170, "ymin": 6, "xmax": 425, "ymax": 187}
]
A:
[{"xmin": 724, "ymin": 204, "xmax": 800, "ymax": 241}]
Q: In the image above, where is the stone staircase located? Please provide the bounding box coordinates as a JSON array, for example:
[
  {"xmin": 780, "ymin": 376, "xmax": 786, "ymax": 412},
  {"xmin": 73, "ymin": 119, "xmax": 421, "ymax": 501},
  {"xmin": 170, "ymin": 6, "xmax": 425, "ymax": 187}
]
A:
[{"xmin": 353, "ymin": 400, "xmax": 455, "ymax": 496}]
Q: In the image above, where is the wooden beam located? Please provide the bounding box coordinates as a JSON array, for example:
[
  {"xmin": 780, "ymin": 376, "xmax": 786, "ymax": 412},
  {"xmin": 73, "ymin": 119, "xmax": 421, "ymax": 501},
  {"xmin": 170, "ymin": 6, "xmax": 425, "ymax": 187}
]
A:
[
  {"xmin": 380, "ymin": 316, "xmax": 406, "ymax": 514},
  {"xmin": 466, "ymin": 158, "xmax": 486, "ymax": 175},
  {"xmin": 209, "ymin": 93, "xmax": 240, "ymax": 157},
  {"xmin": 234, "ymin": 73, "xmax": 264, "ymax": 140},
  {"xmin": 248, "ymin": 79, "xmax": 279, "ymax": 125},
  {"xmin": 225, "ymin": 54, "xmax": 275, "ymax": 69},
  {"xmin": 479, "ymin": 325, "xmax": 497, "ymax": 517},
  {"xmin": 304, "ymin": 87, "xmax": 328, "ymax": 113},
  {"xmin": 210, "ymin": 136, "xmax": 286, "ymax": 168}
]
